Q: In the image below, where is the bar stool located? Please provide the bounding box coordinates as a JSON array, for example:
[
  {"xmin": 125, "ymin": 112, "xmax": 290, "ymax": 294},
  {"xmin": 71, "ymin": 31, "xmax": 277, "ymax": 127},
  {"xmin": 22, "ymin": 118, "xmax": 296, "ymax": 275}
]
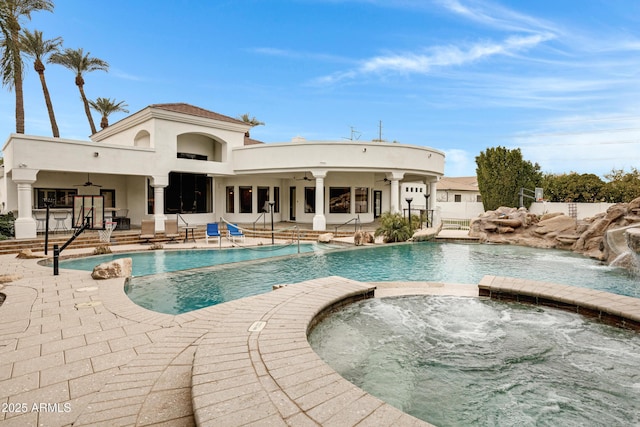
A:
[
  {"xmin": 33, "ymin": 211, "xmax": 47, "ymax": 232},
  {"xmin": 53, "ymin": 211, "xmax": 69, "ymax": 233}
]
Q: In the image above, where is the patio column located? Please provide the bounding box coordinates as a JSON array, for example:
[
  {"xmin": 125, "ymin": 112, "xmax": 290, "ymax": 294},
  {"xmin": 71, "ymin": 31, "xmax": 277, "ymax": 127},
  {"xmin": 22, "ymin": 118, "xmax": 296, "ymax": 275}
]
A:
[
  {"xmin": 388, "ymin": 172, "xmax": 404, "ymax": 214},
  {"xmin": 151, "ymin": 175, "xmax": 168, "ymax": 232},
  {"xmin": 312, "ymin": 170, "xmax": 327, "ymax": 231},
  {"xmin": 430, "ymin": 179, "xmax": 439, "ymax": 227},
  {"xmin": 12, "ymin": 167, "xmax": 38, "ymax": 239}
]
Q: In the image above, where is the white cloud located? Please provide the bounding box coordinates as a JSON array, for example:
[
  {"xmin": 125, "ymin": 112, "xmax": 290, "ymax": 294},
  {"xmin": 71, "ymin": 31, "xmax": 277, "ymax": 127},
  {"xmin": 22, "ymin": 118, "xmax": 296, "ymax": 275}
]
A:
[
  {"xmin": 314, "ymin": 33, "xmax": 553, "ymax": 84},
  {"xmin": 443, "ymin": 148, "xmax": 476, "ymax": 176}
]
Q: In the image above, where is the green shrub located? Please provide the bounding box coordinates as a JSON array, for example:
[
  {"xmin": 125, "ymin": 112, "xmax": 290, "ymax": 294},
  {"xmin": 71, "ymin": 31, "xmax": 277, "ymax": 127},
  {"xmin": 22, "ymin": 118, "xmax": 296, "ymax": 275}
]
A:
[
  {"xmin": 374, "ymin": 212, "xmax": 412, "ymax": 243},
  {"xmin": 0, "ymin": 212, "xmax": 15, "ymax": 240}
]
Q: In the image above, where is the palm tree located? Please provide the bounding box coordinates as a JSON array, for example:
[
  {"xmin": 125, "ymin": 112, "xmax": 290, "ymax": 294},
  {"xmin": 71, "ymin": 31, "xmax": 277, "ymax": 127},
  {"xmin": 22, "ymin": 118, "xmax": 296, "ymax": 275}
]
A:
[
  {"xmin": 20, "ymin": 29, "xmax": 62, "ymax": 137},
  {"xmin": 0, "ymin": 0, "xmax": 54, "ymax": 134},
  {"xmin": 49, "ymin": 47, "xmax": 108, "ymax": 135},
  {"xmin": 88, "ymin": 97, "xmax": 129, "ymax": 129},
  {"xmin": 237, "ymin": 113, "xmax": 264, "ymax": 137}
]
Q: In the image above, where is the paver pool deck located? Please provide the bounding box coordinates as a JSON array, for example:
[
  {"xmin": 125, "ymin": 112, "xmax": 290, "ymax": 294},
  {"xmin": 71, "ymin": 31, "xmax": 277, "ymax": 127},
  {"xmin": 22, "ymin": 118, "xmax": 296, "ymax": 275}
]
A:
[{"xmin": 1, "ymin": 240, "xmax": 639, "ymax": 426}]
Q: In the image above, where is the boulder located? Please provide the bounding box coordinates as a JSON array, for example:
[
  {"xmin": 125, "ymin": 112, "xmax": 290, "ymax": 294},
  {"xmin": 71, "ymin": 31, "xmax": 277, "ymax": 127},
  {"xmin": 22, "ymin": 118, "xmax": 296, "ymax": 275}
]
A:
[
  {"xmin": 91, "ymin": 258, "xmax": 132, "ymax": 280},
  {"xmin": 539, "ymin": 212, "xmax": 564, "ymax": 221},
  {"xmin": 627, "ymin": 228, "xmax": 640, "ymax": 253},
  {"xmin": 354, "ymin": 231, "xmax": 375, "ymax": 245},
  {"xmin": 491, "ymin": 218, "xmax": 523, "ymax": 228},
  {"xmin": 318, "ymin": 233, "xmax": 334, "ymax": 243},
  {"xmin": 15, "ymin": 249, "xmax": 43, "ymax": 259},
  {"xmin": 534, "ymin": 215, "xmax": 577, "ymax": 236},
  {"xmin": 412, "ymin": 228, "xmax": 440, "ymax": 242}
]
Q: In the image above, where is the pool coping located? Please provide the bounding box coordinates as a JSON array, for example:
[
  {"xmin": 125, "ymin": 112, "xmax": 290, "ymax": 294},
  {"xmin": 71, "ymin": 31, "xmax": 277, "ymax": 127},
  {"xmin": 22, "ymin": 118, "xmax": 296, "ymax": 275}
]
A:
[
  {"xmin": 1, "ymin": 250, "xmax": 639, "ymax": 426},
  {"xmin": 479, "ymin": 275, "xmax": 640, "ymax": 330}
]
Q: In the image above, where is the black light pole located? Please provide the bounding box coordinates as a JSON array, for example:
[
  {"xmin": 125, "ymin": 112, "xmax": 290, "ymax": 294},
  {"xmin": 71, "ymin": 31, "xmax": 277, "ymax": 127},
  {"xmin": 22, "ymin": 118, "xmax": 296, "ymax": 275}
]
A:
[
  {"xmin": 405, "ymin": 197, "xmax": 413, "ymax": 232},
  {"xmin": 269, "ymin": 201, "xmax": 275, "ymax": 245},
  {"xmin": 423, "ymin": 193, "xmax": 430, "ymax": 228},
  {"xmin": 43, "ymin": 198, "xmax": 55, "ymax": 255}
]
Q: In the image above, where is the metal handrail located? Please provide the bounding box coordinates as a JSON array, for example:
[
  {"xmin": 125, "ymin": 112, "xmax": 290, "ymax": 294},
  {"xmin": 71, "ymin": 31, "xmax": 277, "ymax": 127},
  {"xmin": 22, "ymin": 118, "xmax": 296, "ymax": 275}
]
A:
[
  {"xmin": 176, "ymin": 212, "xmax": 188, "ymax": 226},
  {"xmin": 252, "ymin": 212, "xmax": 267, "ymax": 232},
  {"xmin": 334, "ymin": 215, "xmax": 361, "ymax": 233}
]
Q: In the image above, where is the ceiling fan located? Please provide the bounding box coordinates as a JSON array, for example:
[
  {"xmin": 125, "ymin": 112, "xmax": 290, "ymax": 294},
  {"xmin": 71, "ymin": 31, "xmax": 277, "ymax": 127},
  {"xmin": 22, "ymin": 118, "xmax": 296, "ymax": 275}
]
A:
[
  {"xmin": 376, "ymin": 177, "xmax": 391, "ymax": 185},
  {"xmin": 294, "ymin": 172, "xmax": 312, "ymax": 181},
  {"xmin": 74, "ymin": 173, "xmax": 102, "ymax": 187}
]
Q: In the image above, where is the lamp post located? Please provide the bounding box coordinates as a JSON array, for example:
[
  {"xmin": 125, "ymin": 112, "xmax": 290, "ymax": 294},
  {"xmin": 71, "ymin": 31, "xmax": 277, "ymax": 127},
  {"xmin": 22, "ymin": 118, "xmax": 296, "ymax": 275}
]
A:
[
  {"xmin": 405, "ymin": 197, "xmax": 413, "ymax": 233},
  {"xmin": 423, "ymin": 193, "xmax": 430, "ymax": 228},
  {"xmin": 269, "ymin": 201, "xmax": 275, "ymax": 245},
  {"xmin": 43, "ymin": 198, "xmax": 55, "ymax": 255}
]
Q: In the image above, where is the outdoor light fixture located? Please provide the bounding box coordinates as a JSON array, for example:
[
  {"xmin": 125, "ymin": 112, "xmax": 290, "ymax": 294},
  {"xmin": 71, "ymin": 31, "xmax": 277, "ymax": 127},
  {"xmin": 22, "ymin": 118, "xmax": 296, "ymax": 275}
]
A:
[
  {"xmin": 405, "ymin": 197, "xmax": 413, "ymax": 233},
  {"xmin": 269, "ymin": 201, "xmax": 276, "ymax": 245},
  {"xmin": 93, "ymin": 152, "xmax": 99, "ymax": 157}
]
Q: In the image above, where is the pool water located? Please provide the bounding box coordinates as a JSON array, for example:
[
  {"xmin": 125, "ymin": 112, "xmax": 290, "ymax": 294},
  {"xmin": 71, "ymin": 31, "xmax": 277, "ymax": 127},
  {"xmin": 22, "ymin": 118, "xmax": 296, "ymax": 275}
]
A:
[
  {"xmin": 60, "ymin": 242, "xmax": 639, "ymax": 315},
  {"xmin": 308, "ymin": 296, "xmax": 640, "ymax": 427},
  {"xmin": 58, "ymin": 243, "xmax": 319, "ymax": 276}
]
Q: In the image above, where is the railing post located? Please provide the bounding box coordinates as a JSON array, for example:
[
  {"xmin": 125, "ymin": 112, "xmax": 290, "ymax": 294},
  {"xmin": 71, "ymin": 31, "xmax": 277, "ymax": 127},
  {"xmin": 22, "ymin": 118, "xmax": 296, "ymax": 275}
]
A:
[{"xmin": 53, "ymin": 244, "xmax": 59, "ymax": 276}]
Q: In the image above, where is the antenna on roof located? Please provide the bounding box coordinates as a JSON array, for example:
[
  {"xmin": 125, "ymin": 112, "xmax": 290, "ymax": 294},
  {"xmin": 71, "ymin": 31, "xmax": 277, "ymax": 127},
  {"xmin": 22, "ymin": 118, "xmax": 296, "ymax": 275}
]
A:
[
  {"xmin": 342, "ymin": 126, "xmax": 361, "ymax": 141},
  {"xmin": 372, "ymin": 120, "xmax": 385, "ymax": 142}
]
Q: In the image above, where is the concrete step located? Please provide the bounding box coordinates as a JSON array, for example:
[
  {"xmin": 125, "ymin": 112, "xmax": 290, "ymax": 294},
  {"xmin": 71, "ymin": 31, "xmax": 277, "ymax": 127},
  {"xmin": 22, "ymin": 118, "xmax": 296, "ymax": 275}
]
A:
[{"xmin": 0, "ymin": 227, "xmax": 360, "ymax": 255}]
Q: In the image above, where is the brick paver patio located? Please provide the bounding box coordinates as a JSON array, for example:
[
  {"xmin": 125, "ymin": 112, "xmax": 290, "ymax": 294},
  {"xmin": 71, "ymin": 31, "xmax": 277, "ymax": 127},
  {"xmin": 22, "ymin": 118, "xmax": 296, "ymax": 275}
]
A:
[{"xmin": 0, "ymin": 242, "xmax": 638, "ymax": 426}]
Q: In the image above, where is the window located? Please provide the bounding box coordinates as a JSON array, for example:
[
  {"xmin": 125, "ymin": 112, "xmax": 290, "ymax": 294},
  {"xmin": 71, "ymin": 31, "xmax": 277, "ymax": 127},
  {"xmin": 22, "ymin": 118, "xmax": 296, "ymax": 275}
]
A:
[
  {"xmin": 164, "ymin": 172, "xmax": 212, "ymax": 214},
  {"xmin": 239, "ymin": 186, "xmax": 252, "ymax": 213},
  {"xmin": 100, "ymin": 189, "xmax": 116, "ymax": 208},
  {"xmin": 476, "ymin": 194, "xmax": 482, "ymax": 203},
  {"xmin": 454, "ymin": 194, "xmax": 462, "ymax": 202},
  {"xmin": 330, "ymin": 187, "xmax": 350, "ymax": 213},
  {"xmin": 226, "ymin": 186, "xmax": 235, "ymax": 213},
  {"xmin": 257, "ymin": 187, "xmax": 270, "ymax": 212},
  {"xmin": 305, "ymin": 187, "xmax": 315, "ymax": 213},
  {"xmin": 35, "ymin": 188, "xmax": 77, "ymax": 209},
  {"xmin": 177, "ymin": 152, "xmax": 207, "ymax": 161},
  {"xmin": 355, "ymin": 187, "xmax": 368, "ymax": 213},
  {"xmin": 274, "ymin": 187, "xmax": 280, "ymax": 213}
]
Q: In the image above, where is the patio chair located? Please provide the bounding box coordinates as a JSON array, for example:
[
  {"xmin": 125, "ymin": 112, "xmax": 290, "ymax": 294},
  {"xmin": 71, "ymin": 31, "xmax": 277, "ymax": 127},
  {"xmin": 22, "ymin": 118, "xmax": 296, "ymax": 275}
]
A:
[
  {"xmin": 205, "ymin": 222, "xmax": 221, "ymax": 244},
  {"xmin": 140, "ymin": 220, "xmax": 156, "ymax": 244},
  {"xmin": 164, "ymin": 219, "xmax": 180, "ymax": 243},
  {"xmin": 227, "ymin": 223, "xmax": 245, "ymax": 242}
]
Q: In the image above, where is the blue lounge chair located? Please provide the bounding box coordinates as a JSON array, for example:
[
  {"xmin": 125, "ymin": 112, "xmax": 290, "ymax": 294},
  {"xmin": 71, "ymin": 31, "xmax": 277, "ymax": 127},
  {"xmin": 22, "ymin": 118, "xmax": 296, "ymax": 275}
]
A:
[
  {"xmin": 205, "ymin": 223, "xmax": 221, "ymax": 244},
  {"xmin": 227, "ymin": 223, "xmax": 245, "ymax": 242}
]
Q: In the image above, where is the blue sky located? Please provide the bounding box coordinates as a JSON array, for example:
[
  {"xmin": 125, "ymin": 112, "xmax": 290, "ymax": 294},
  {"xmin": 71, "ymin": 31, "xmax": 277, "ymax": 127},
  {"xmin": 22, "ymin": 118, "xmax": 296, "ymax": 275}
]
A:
[{"xmin": 2, "ymin": 0, "xmax": 640, "ymax": 178}]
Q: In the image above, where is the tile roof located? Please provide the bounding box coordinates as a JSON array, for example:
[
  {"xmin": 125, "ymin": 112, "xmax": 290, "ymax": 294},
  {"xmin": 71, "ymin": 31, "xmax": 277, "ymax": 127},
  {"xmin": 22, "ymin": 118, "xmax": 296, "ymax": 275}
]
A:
[
  {"xmin": 438, "ymin": 176, "xmax": 479, "ymax": 192},
  {"xmin": 149, "ymin": 103, "xmax": 246, "ymax": 125},
  {"xmin": 244, "ymin": 136, "xmax": 264, "ymax": 145}
]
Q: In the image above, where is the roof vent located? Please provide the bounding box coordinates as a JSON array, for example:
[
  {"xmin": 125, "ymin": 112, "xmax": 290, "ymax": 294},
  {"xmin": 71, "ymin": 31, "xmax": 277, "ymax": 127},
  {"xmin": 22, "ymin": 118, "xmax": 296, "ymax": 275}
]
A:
[{"xmin": 291, "ymin": 136, "xmax": 306, "ymax": 143}]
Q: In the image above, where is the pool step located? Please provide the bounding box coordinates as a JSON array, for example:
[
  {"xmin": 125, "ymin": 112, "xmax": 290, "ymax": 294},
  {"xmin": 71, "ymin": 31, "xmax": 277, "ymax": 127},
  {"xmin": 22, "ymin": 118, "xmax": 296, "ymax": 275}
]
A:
[{"xmin": 0, "ymin": 227, "xmax": 359, "ymax": 255}]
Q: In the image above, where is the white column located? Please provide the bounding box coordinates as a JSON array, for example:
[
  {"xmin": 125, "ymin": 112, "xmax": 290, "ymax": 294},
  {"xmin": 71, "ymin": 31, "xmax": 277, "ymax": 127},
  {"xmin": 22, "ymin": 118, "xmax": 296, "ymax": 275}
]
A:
[
  {"xmin": 14, "ymin": 180, "xmax": 37, "ymax": 239},
  {"xmin": 312, "ymin": 171, "xmax": 327, "ymax": 231},
  {"xmin": 430, "ymin": 180, "xmax": 439, "ymax": 227},
  {"xmin": 151, "ymin": 175, "xmax": 169, "ymax": 232},
  {"xmin": 153, "ymin": 185, "xmax": 167, "ymax": 231},
  {"xmin": 388, "ymin": 172, "xmax": 404, "ymax": 214}
]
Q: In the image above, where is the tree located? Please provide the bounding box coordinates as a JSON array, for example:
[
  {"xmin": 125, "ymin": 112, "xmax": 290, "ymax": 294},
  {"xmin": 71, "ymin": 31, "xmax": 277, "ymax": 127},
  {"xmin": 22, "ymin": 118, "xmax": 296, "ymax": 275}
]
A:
[
  {"xmin": 602, "ymin": 168, "xmax": 640, "ymax": 203},
  {"xmin": 540, "ymin": 172, "xmax": 604, "ymax": 202},
  {"xmin": 20, "ymin": 28, "xmax": 62, "ymax": 137},
  {"xmin": 49, "ymin": 47, "xmax": 108, "ymax": 135},
  {"xmin": 475, "ymin": 146, "xmax": 541, "ymax": 210},
  {"xmin": 237, "ymin": 113, "xmax": 264, "ymax": 137},
  {"xmin": 88, "ymin": 97, "xmax": 128, "ymax": 129},
  {"xmin": 374, "ymin": 212, "xmax": 412, "ymax": 243},
  {"xmin": 0, "ymin": 0, "xmax": 54, "ymax": 134}
]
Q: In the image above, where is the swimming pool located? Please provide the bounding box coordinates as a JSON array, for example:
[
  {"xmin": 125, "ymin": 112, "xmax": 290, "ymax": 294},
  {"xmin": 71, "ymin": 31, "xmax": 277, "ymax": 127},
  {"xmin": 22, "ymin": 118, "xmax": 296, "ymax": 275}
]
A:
[
  {"xmin": 58, "ymin": 243, "xmax": 319, "ymax": 276},
  {"xmin": 60, "ymin": 242, "xmax": 640, "ymax": 315},
  {"xmin": 309, "ymin": 295, "xmax": 640, "ymax": 426}
]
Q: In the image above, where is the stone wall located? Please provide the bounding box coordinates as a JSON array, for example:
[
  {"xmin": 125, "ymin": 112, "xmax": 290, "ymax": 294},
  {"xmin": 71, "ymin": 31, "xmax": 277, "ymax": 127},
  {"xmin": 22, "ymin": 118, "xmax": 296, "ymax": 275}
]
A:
[{"xmin": 469, "ymin": 197, "xmax": 640, "ymax": 268}]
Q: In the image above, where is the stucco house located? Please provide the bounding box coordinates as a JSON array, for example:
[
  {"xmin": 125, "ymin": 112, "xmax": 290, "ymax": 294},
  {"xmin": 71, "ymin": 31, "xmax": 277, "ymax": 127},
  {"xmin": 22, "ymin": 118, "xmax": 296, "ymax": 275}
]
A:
[
  {"xmin": 436, "ymin": 176, "xmax": 485, "ymax": 221},
  {"xmin": 1, "ymin": 103, "xmax": 445, "ymax": 240}
]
